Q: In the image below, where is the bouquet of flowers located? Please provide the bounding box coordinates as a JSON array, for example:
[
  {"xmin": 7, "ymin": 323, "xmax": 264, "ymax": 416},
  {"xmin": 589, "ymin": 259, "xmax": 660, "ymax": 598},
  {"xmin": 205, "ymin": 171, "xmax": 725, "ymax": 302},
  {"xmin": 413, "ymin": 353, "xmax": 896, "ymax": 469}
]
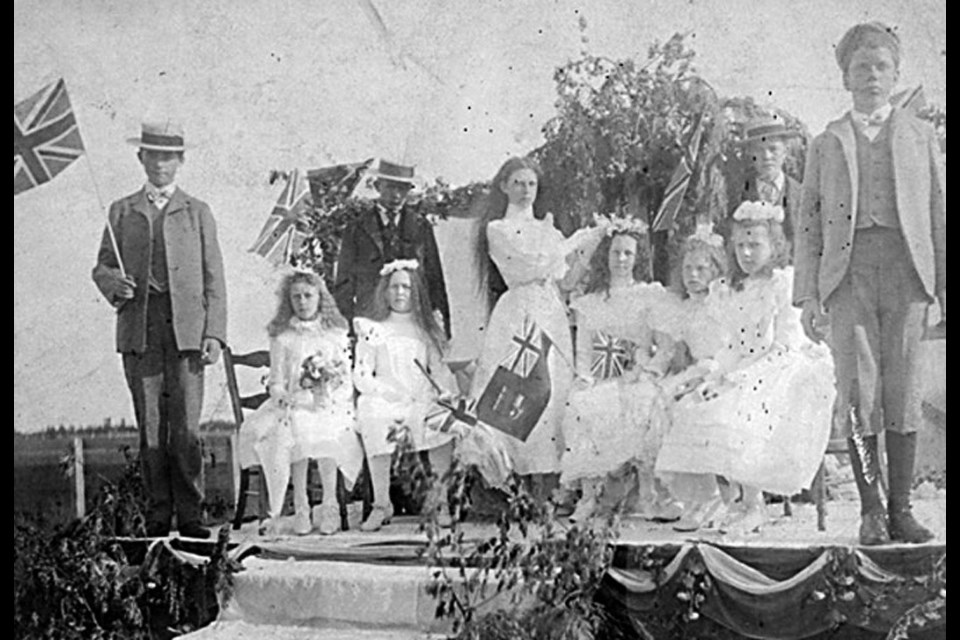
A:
[{"xmin": 299, "ymin": 343, "xmax": 348, "ymax": 402}]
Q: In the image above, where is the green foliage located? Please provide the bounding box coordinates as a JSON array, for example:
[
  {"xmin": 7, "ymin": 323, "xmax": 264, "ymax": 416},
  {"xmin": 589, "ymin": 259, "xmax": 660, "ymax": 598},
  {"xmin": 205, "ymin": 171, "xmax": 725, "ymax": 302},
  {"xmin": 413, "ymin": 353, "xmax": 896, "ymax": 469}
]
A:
[
  {"xmin": 409, "ymin": 451, "xmax": 619, "ymax": 640},
  {"xmin": 291, "ymin": 174, "xmax": 488, "ymax": 284},
  {"xmin": 534, "ymin": 31, "xmax": 721, "ymax": 237},
  {"xmin": 14, "ymin": 451, "xmax": 240, "ymax": 640}
]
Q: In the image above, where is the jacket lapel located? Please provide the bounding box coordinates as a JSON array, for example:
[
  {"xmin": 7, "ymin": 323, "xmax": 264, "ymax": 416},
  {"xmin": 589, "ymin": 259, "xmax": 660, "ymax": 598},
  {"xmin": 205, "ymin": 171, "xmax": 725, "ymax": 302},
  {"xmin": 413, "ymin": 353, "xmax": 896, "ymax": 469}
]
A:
[
  {"xmin": 361, "ymin": 208, "xmax": 384, "ymax": 257},
  {"xmin": 165, "ymin": 187, "xmax": 189, "ymax": 215},
  {"xmin": 826, "ymin": 114, "xmax": 859, "ymax": 220},
  {"xmin": 888, "ymin": 108, "xmax": 910, "ymax": 222},
  {"xmin": 130, "ymin": 188, "xmax": 153, "ymax": 220}
]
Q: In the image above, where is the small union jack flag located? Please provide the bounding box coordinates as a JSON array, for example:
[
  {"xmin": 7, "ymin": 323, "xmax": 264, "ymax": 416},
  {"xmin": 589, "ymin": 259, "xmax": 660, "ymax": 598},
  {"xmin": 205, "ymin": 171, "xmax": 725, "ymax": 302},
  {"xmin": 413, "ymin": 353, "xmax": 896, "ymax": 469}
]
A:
[
  {"xmin": 249, "ymin": 168, "xmax": 313, "ymax": 266},
  {"xmin": 505, "ymin": 316, "xmax": 542, "ymax": 377},
  {"xmin": 590, "ymin": 330, "xmax": 633, "ymax": 380},
  {"xmin": 14, "ymin": 79, "xmax": 85, "ymax": 195},
  {"xmin": 651, "ymin": 112, "xmax": 704, "ymax": 232}
]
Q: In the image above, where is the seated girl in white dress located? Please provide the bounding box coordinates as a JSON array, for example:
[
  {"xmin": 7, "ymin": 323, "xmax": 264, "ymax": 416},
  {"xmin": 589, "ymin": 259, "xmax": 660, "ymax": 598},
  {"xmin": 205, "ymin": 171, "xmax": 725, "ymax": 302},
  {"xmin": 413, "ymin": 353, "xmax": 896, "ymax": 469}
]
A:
[
  {"xmin": 354, "ymin": 260, "xmax": 457, "ymax": 531},
  {"xmin": 655, "ymin": 202, "xmax": 835, "ymax": 535},
  {"xmin": 468, "ymin": 157, "xmax": 604, "ymax": 487},
  {"xmin": 560, "ymin": 221, "xmax": 679, "ymax": 522},
  {"xmin": 238, "ymin": 270, "xmax": 364, "ymax": 536},
  {"xmin": 656, "ymin": 225, "xmax": 734, "ymax": 531}
]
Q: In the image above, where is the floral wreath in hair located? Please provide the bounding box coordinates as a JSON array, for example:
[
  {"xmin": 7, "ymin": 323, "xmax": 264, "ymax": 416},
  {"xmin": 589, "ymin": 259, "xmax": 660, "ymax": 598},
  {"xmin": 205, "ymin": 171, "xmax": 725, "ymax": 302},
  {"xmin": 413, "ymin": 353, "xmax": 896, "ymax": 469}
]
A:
[
  {"xmin": 688, "ymin": 222, "xmax": 724, "ymax": 249},
  {"xmin": 596, "ymin": 213, "xmax": 648, "ymax": 237},
  {"xmin": 732, "ymin": 200, "xmax": 785, "ymax": 224},
  {"xmin": 380, "ymin": 258, "xmax": 420, "ymax": 277}
]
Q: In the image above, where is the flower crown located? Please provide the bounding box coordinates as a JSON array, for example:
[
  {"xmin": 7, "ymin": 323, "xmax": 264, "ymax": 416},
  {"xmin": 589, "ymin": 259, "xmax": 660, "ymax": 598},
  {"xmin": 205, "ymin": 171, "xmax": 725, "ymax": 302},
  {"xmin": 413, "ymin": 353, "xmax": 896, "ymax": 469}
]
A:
[
  {"xmin": 732, "ymin": 200, "xmax": 785, "ymax": 224},
  {"xmin": 688, "ymin": 222, "xmax": 724, "ymax": 249},
  {"xmin": 380, "ymin": 258, "xmax": 420, "ymax": 277},
  {"xmin": 597, "ymin": 214, "xmax": 648, "ymax": 237}
]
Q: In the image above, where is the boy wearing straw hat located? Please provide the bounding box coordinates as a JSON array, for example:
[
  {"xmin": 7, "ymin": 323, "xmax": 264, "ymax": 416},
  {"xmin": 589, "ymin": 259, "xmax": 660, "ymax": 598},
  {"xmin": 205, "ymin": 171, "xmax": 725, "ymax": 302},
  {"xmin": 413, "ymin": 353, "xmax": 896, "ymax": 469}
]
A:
[
  {"xmin": 92, "ymin": 121, "xmax": 227, "ymax": 539},
  {"xmin": 736, "ymin": 115, "xmax": 804, "ymax": 248},
  {"xmin": 794, "ymin": 23, "xmax": 945, "ymax": 545}
]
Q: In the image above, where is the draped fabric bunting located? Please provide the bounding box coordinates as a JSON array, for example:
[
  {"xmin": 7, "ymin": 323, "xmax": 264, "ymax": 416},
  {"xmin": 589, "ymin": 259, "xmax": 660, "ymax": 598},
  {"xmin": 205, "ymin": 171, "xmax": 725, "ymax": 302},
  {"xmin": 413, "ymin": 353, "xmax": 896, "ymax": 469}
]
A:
[{"xmin": 599, "ymin": 542, "xmax": 946, "ymax": 639}]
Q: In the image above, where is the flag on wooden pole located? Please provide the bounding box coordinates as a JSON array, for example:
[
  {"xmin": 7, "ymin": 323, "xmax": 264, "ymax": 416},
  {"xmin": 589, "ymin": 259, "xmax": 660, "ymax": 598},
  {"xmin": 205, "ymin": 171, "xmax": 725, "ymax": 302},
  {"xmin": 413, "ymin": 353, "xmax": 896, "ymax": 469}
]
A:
[
  {"xmin": 249, "ymin": 169, "xmax": 313, "ymax": 266},
  {"xmin": 892, "ymin": 84, "xmax": 927, "ymax": 114},
  {"xmin": 651, "ymin": 113, "xmax": 705, "ymax": 232},
  {"xmin": 14, "ymin": 78, "xmax": 85, "ymax": 195}
]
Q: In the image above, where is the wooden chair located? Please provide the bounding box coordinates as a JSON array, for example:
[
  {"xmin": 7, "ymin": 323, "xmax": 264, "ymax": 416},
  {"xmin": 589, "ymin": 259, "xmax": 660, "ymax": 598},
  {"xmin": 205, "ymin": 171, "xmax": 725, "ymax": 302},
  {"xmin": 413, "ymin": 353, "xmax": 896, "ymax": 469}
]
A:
[{"xmin": 223, "ymin": 346, "xmax": 271, "ymax": 530}]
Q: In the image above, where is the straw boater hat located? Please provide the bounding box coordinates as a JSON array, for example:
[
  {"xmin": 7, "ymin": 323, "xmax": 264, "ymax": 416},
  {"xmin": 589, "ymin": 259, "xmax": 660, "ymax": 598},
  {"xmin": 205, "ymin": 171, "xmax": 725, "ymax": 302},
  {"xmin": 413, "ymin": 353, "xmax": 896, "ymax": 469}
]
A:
[
  {"xmin": 126, "ymin": 121, "xmax": 191, "ymax": 151},
  {"xmin": 740, "ymin": 115, "xmax": 802, "ymax": 146},
  {"xmin": 368, "ymin": 159, "xmax": 417, "ymax": 186}
]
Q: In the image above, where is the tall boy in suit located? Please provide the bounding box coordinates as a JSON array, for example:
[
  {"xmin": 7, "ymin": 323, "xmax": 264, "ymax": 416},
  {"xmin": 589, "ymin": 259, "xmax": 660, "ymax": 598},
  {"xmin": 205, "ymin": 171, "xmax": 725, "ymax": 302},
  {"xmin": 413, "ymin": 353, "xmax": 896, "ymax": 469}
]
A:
[{"xmin": 794, "ymin": 23, "xmax": 945, "ymax": 545}]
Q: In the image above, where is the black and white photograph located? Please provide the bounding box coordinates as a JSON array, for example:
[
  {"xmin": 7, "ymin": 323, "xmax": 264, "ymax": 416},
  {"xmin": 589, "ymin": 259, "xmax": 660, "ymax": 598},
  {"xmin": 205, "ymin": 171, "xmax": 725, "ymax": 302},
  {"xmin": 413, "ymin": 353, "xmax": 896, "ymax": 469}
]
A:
[{"xmin": 15, "ymin": 1, "xmax": 946, "ymax": 638}]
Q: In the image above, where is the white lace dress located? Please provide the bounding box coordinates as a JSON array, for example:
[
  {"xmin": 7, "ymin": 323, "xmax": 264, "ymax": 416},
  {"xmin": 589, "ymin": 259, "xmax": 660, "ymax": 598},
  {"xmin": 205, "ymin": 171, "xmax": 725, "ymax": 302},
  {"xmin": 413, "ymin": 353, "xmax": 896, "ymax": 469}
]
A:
[
  {"xmin": 354, "ymin": 315, "xmax": 456, "ymax": 457},
  {"xmin": 469, "ymin": 213, "xmax": 600, "ymax": 475},
  {"xmin": 238, "ymin": 318, "xmax": 364, "ymax": 485},
  {"xmin": 655, "ymin": 268, "xmax": 836, "ymax": 495},
  {"xmin": 560, "ymin": 283, "xmax": 673, "ymax": 485}
]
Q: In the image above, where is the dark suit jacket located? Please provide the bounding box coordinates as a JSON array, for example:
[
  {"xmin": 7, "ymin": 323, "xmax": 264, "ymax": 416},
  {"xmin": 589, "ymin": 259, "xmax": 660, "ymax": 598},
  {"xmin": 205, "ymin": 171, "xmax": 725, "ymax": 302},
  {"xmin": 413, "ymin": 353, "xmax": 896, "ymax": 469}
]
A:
[
  {"xmin": 334, "ymin": 203, "xmax": 450, "ymax": 335},
  {"xmin": 92, "ymin": 188, "xmax": 228, "ymax": 353}
]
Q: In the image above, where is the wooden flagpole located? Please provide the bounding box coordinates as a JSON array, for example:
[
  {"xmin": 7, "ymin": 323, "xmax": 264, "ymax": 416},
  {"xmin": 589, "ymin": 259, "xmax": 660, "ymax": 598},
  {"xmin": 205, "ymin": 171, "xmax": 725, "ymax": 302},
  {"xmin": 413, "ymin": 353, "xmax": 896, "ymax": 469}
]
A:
[{"xmin": 84, "ymin": 156, "xmax": 127, "ymax": 278}]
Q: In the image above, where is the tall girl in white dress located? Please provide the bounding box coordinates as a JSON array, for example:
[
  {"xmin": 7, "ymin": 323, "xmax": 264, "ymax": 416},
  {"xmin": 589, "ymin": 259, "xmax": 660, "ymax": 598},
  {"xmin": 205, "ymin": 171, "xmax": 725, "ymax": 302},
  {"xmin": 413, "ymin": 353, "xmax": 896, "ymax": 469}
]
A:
[
  {"xmin": 655, "ymin": 202, "xmax": 835, "ymax": 535},
  {"xmin": 470, "ymin": 157, "xmax": 604, "ymax": 482},
  {"xmin": 238, "ymin": 270, "xmax": 363, "ymax": 536},
  {"xmin": 354, "ymin": 261, "xmax": 457, "ymax": 531},
  {"xmin": 561, "ymin": 223, "xmax": 678, "ymax": 522}
]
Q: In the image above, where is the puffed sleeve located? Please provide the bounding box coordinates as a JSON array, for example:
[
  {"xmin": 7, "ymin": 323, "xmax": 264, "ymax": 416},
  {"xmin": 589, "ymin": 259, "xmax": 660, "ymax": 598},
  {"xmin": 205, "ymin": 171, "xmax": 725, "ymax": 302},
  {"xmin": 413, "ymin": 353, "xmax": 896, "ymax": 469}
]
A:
[
  {"xmin": 352, "ymin": 318, "xmax": 402, "ymax": 400},
  {"xmin": 267, "ymin": 335, "xmax": 289, "ymax": 400},
  {"xmin": 772, "ymin": 268, "xmax": 807, "ymax": 350}
]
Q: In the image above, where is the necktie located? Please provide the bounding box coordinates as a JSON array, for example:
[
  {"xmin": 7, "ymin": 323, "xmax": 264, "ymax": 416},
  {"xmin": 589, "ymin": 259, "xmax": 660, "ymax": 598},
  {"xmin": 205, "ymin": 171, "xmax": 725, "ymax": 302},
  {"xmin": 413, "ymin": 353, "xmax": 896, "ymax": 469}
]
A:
[{"xmin": 758, "ymin": 179, "xmax": 779, "ymax": 204}]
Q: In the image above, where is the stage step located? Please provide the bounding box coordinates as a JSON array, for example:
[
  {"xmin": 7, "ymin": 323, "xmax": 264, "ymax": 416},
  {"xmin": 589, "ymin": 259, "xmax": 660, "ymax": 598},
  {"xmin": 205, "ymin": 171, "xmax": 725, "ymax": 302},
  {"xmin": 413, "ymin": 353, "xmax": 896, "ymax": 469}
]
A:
[{"xmin": 180, "ymin": 558, "xmax": 452, "ymax": 637}]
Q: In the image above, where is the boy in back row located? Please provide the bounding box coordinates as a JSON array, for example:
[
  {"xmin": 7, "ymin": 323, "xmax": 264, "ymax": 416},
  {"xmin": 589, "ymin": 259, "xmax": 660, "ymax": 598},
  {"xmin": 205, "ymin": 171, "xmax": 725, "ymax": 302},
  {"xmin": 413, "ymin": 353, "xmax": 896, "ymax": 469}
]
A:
[{"xmin": 794, "ymin": 22, "xmax": 946, "ymax": 545}]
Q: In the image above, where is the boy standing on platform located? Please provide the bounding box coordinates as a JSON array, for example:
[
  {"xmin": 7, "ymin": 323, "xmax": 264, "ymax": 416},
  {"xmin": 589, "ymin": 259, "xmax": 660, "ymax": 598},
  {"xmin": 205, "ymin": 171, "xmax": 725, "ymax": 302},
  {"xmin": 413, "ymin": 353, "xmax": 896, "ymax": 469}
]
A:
[
  {"xmin": 93, "ymin": 121, "xmax": 227, "ymax": 539},
  {"xmin": 794, "ymin": 23, "xmax": 945, "ymax": 545}
]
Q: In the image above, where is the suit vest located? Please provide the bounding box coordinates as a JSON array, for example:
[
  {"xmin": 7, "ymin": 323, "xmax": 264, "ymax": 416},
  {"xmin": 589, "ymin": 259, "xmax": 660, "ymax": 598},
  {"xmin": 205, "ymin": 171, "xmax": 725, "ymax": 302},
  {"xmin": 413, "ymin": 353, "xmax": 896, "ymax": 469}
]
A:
[{"xmin": 854, "ymin": 120, "xmax": 900, "ymax": 230}]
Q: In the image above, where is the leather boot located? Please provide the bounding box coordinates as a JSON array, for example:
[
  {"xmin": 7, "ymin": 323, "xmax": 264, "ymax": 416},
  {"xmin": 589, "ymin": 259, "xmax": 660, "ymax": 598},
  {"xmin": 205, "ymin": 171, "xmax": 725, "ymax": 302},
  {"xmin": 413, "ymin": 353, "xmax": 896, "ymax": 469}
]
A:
[
  {"xmin": 886, "ymin": 432, "xmax": 934, "ymax": 543},
  {"xmin": 847, "ymin": 435, "xmax": 890, "ymax": 546}
]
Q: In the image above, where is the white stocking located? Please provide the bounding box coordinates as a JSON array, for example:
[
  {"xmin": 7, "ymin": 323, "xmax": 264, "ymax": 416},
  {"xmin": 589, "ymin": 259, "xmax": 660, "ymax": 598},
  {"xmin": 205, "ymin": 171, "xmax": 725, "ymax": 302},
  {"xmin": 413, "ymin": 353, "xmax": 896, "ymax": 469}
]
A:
[
  {"xmin": 369, "ymin": 454, "xmax": 392, "ymax": 508},
  {"xmin": 317, "ymin": 458, "xmax": 340, "ymax": 509},
  {"xmin": 291, "ymin": 459, "xmax": 310, "ymax": 516}
]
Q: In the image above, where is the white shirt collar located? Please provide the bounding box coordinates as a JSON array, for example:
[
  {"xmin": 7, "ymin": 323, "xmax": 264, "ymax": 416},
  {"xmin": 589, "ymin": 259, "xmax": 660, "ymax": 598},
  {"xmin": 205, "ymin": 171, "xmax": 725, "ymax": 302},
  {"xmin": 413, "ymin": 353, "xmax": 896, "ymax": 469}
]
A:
[
  {"xmin": 377, "ymin": 203, "xmax": 400, "ymax": 226},
  {"xmin": 758, "ymin": 171, "xmax": 785, "ymax": 192},
  {"xmin": 145, "ymin": 182, "xmax": 176, "ymax": 200},
  {"xmin": 850, "ymin": 103, "xmax": 893, "ymax": 126}
]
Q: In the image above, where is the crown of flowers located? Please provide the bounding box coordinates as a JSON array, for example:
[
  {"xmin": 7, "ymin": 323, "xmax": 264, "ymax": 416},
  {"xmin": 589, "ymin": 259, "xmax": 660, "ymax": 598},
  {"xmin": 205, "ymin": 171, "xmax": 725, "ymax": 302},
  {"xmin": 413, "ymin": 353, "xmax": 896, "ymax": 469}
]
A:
[
  {"xmin": 732, "ymin": 200, "xmax": 785, "ymax": 224},
  {"xmin": 380, "ymin": 258, "xmax": 420, "ymax": 277},
  {"xmin": 688, "ymin": 222, "xmax": 724, "ymax": 249},
  {"xmin": 597, "ymin": 214, "xmax": 648, "ymax": 237}
]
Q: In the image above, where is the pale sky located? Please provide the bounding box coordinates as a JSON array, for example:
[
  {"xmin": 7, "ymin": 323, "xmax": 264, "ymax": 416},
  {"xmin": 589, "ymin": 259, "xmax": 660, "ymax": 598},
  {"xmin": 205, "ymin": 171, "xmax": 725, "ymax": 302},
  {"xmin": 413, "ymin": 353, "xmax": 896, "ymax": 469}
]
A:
[{"xmin": 14, "ymin": 0, "xmax": 946, "ymax": 431}]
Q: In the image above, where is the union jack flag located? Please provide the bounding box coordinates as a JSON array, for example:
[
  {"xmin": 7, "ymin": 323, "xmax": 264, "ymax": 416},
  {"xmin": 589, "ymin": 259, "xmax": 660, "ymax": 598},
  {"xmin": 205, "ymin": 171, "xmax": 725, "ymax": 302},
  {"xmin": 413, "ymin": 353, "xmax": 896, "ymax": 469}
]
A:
[
  {"xmin": 590, "ymin": 330, "xmax": 633, "ymax": 380},
  {"xmin": 14, "ymin": 79, "xmax": 85, "ymax": 195},
  {"xmin": 651, "ymin": 112, "xmax": 704, "ymax": 232},
  {"xmin": 249, "ymin": 168, "xmax": 313, "ymax": 266},
  {"xmin": 505, "ymin": 316, "xmax": 542, "ymax": 377}
]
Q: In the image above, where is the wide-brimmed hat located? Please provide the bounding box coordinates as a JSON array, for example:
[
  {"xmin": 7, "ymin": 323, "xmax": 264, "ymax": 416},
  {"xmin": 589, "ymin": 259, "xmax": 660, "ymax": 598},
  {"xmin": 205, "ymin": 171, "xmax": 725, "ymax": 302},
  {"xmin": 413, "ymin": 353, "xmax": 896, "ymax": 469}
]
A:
[
  {"xmin": 368, "ymin": 159, "xmax": 417, "ymax": 186},
  {"xmin": 126, "ymin": 121, "xmax": 191, "ymax": 151},
  {"xmin": 740, "ymin": 116, "xmax": 802, "ymax": 145}
]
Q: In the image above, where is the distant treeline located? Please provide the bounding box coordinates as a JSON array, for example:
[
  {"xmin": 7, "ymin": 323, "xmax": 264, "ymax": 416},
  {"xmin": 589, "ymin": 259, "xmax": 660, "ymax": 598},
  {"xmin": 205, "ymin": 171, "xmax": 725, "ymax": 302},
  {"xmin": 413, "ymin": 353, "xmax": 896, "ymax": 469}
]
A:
[{"xmin": 15, "ymin": 419, "xmax": 236, "ymax": 440}]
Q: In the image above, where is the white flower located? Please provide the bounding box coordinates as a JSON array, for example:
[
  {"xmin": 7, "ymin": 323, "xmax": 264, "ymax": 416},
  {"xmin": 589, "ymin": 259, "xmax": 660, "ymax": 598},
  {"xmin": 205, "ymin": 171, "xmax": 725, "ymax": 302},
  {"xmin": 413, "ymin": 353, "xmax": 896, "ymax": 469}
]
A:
[
  {"xmin": 596, "ymin": 213, "xmax": 648, "ymax": 237},
  {"xmin": 380, "ymin": 258, "xmax": 420, "ymax": 277},
  {"xmin": 732, "ymin": 200, "xmax": 784, "ymax": 223}
]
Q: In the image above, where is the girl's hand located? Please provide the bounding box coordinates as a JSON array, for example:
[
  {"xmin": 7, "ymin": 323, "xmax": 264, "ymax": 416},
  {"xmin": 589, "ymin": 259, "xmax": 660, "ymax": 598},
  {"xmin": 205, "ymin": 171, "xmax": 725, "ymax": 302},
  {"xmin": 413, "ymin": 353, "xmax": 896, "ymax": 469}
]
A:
[{"xmin": 574, "ymin": 373, "xmax": 595, "ymax": 390}]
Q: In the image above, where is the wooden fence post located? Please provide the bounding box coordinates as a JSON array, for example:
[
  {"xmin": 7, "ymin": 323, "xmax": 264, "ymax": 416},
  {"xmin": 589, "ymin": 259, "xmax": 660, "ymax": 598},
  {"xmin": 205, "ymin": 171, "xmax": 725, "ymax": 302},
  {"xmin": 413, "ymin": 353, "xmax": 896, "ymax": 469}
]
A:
[{"xmin": 72, "ymin": 437, "xmax": 85, "ymax": 519}]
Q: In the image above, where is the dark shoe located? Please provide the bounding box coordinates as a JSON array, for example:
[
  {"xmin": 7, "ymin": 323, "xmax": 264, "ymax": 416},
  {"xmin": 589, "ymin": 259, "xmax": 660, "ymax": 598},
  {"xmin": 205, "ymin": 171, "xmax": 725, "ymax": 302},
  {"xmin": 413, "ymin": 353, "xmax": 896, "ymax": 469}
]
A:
[
  {"xmin": 886, "ymin": 431, "xmax": 934, "ymax": 543},
  {"xmin": 178, "ymin": 522, "xmax": 211, "ymax": 539},
  {"xmin": 888, "ymin": 507, "xmax": 934, "ymax": 543},
  {"xmin": 145, "ymin": 521, "xmax": 170, "ymax": 538},
  {"xmin": 858, "ymin": 510, "xmax": 891, "ymax": 546}
]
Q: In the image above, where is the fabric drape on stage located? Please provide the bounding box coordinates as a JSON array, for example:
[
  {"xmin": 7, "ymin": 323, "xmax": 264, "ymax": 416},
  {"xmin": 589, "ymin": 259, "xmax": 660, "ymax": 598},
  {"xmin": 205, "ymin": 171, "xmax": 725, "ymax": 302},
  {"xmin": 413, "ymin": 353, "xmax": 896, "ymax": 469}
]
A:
[{"xmin": 600, "ymin": 542, "xmax": 945, "ymax": 639}]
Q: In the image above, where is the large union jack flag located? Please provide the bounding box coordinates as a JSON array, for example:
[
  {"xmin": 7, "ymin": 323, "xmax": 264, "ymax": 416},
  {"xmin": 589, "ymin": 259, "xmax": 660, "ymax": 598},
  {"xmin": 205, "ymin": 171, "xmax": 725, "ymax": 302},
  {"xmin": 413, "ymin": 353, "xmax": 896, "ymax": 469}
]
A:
[
  {"xmin": 249, "ymin": 168, "xmax": 313, "ymax": 266},
  {"xmin": 14, "ymin": 79, "xmax": 85, "ymax": 195},
  {"xmin": 651, "ymin": 112, "xmax": 704, "ymax": 232}
]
